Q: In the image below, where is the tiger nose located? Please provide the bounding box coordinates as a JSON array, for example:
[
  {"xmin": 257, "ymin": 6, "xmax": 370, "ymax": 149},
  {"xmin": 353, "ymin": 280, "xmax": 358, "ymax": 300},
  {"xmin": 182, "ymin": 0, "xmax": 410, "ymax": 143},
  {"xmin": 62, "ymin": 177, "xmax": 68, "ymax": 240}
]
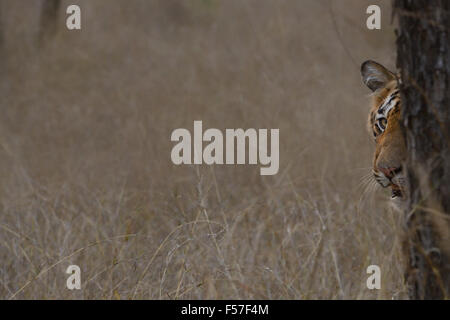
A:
[{"xmin": 378, "ymin": 167, "xmax": 400, "ymax": 179}]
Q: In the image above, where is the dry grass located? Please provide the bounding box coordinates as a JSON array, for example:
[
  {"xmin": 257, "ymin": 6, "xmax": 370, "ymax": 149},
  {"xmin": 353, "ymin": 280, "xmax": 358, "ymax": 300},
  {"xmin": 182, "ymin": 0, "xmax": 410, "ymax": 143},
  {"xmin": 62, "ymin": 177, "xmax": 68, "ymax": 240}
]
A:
[{"xmin": 0, "ymin": 0, "xmax": 408, "ymax": 299}]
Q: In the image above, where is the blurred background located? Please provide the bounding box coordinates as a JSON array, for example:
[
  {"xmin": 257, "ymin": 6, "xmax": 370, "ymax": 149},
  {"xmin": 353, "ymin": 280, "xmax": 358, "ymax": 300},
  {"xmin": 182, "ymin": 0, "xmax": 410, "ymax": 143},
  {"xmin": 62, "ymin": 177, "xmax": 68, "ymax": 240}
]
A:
[{"xmin": 0, "ymin": 0, "xmax": 406, "ymax": 299}]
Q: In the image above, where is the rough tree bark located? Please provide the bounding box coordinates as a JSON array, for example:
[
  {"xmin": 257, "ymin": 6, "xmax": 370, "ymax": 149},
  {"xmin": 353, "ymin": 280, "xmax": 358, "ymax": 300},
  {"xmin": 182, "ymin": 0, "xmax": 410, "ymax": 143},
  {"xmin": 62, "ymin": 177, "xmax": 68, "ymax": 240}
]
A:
[
  {"xmin": 0, "ymin": 3, "xmax": 4, "ymax": 73},
  {"xmin": 0, "ymin": 2, "xmax": 3, "ymax": 51},
  {"xmin": 394, "ymin": 0, "xmax": 450, "ymax": 299}
]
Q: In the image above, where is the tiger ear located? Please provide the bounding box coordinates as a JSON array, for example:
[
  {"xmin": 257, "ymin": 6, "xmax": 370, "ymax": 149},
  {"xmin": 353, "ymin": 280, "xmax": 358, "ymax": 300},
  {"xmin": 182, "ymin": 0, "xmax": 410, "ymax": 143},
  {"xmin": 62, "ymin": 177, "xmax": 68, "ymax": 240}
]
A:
[{"xmin": 361, "ymin": 60, "xmax": 396, "ymax": 92}]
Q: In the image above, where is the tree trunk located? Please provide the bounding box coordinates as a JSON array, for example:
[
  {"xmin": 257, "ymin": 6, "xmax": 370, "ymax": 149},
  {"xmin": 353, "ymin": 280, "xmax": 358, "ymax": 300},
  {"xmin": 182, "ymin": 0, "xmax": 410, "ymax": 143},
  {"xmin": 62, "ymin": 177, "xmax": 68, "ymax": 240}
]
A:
[
  {"xmin": 394, "ymin": 0, "xmax": 450, "ymax": 299},
  {"xmin": 39, "ymin": 0, "xmax": 61, "ymax": 42},
  {"xmin": 0, "ymin": 3, "xmax": 4, "ymax": 73},
  {"xmin": 0, "ymin": 2, "xmax": 3, "ymax": 51}
]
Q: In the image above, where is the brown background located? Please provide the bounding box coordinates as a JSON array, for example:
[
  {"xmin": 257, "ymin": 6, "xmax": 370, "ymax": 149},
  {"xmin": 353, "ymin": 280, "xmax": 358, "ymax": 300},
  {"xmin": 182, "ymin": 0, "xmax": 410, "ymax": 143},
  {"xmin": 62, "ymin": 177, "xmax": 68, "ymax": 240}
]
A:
[{"xmin": 0, "ymin": 0, "xmax": 405, "ymax": 299}]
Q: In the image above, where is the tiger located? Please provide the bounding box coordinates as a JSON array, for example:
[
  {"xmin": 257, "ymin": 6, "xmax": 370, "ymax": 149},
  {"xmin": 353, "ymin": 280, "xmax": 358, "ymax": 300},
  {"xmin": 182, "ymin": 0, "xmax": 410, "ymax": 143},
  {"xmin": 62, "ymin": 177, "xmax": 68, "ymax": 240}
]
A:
[{"xmin": 361, "ymin": 60, "xmax": 407, "ymax": 202}]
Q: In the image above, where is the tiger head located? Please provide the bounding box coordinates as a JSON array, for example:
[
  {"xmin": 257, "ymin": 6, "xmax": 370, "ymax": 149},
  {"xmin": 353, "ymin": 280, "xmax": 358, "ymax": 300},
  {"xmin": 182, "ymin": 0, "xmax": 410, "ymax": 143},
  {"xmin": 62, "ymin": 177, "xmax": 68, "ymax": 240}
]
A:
[{"xmin": 361, "ymin": 60, "xmax": 407, "ymax": 200}]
